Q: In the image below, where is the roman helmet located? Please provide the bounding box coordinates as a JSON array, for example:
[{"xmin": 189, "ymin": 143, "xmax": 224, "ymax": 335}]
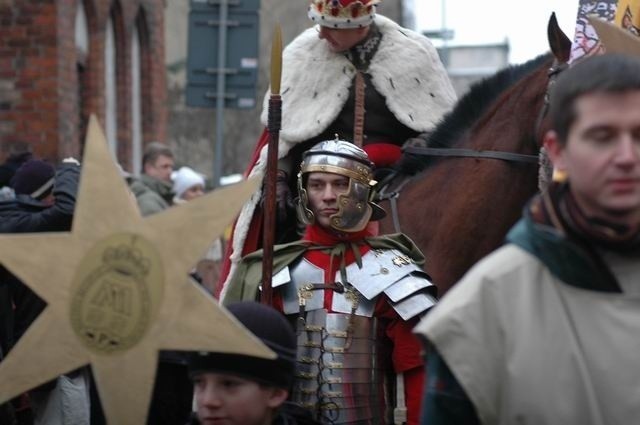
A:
[{"xmin": 296, "ymin": 138, "xmax": 385, "ymax": 232}]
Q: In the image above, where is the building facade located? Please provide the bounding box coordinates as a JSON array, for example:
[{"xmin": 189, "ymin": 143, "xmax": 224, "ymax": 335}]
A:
[
  {"xmin": 0, "ymin": 0, "xmax": 166, "ymax": 175},
  {"xmin": 437, "ymin": 42, "xmax": 510, "ymax": 96}
]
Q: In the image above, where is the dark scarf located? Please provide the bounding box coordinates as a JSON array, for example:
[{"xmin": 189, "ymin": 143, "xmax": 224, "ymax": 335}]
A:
[
  {"xmin": 531, "ymin": 183, "xmax": 640, "ymax": 254},
  {"xmin": 344, "ymin": 23, "xmax": 382, "ymax": 71},
  {"xmin": 524, "ymin": 183, "xmax": 640, "ymax": 292}
]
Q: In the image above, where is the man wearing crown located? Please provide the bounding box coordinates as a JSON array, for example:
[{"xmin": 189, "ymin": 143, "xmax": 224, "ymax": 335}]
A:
[
  {"xmin": 218, "ymin": 0, "xmax": 455, "ymax": 297},
  {"xmin": 224, "ymin": 139, "xmax": 437, "ymax": 425}
]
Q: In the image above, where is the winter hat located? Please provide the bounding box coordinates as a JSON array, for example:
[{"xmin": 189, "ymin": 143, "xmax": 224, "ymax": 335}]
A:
[
  {"xmin": 171, "ymin": 166, "xmax": 205, "ymax": 199},
  {"xmin": 308, "ymin": 0, "xmax": 380, "ymax": 29},
  {"xmin": 0, "ymin": 151, "xmax": 33, "ymax": 187},
  {"xmin": 188, "ymin": 302, "xmax": 297, "ymax": 389},
  {"xmin": 10, "ymin": 159, "xmax": 55, "ymax": 200}
]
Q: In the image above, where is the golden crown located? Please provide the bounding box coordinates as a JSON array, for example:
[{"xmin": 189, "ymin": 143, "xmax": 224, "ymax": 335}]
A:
[
  {"xmin": 103, "ymin": 245, "xmax": 150, "ymax": 277},
  {"xmin": 308, "ymin": 0, "xmax": 380, "ymax": 29}
]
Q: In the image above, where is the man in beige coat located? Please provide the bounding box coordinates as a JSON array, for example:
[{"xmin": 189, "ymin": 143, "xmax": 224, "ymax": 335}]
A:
[{"xmin": 415, "ymin": 53, "xmax": 640, "ymax": 425}]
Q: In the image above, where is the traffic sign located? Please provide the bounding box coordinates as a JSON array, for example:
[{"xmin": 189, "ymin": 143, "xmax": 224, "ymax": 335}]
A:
[{"xmin": 186, "ymin": 3, "xmax": 260, "ymax": 109}]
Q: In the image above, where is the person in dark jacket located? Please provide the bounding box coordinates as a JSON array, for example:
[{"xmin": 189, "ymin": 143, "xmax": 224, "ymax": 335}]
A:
[
  {"xmin": 0, "ymin": 158, "xmax": 79, "ymax": 351},
  {"xmin": 0, "ymin": 158, "xmax": 86, "ymax": 424}
]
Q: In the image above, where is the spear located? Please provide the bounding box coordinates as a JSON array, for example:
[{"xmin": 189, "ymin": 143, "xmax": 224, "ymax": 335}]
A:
[{"xmin": 261, "ymin": 25, "xmax": 283, "ymax": 305}]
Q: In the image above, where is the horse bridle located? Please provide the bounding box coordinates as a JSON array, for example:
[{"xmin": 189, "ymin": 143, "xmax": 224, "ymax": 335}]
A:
[{"xmin": 534, "ymin": 59, "xmax": 570, "ymax": 143}]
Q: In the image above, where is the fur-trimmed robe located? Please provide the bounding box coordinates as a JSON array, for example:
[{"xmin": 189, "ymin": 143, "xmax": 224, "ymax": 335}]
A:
[{"xmin": 220, "ymin": 15, "xmax": 456, "ymax": 297}]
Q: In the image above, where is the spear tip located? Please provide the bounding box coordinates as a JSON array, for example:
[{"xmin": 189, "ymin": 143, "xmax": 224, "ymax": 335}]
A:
[{"xmin": 270, "ymin": 24, "xmax": 283, "ymax": 95}]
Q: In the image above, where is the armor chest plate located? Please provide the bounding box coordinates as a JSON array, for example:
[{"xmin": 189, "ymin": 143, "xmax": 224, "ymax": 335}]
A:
[{"xmin": 276, "ymin": 258, "xmax": 325, "ymax": 315}]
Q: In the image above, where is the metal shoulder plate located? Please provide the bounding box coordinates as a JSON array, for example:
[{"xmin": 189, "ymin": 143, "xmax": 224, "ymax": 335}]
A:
[{"xmin": 337, "ymin": 248, "xmax": 437, "ymax": 320}]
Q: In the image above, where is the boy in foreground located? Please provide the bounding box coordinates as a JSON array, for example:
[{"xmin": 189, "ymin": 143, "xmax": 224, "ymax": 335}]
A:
[{"xmin": 189, "ymin": 302, "xmax": 318, "ymax": 425}]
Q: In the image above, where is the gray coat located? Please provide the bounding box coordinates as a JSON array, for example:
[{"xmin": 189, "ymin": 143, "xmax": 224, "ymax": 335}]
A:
[{"xmin": 129, "ymin": 174, "xmax": 173, "ymax": 216}]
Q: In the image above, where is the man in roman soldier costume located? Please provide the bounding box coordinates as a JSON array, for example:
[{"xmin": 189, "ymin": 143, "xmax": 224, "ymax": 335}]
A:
[
  {"xmin": 217, "ymin": 0, "xmax": 456, "ymax": 295},
  {"xmin": 224, "ymin": 139, "xmax": 437, "ymax": 425}
]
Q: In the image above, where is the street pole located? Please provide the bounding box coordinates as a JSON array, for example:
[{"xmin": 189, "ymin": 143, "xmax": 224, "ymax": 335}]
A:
[
  {"xmin": 440, "ymin": 0, "xmax": 449, "ymax": 68},
  {"xmin": 213, "ymin": 0, "xmax": 228, "ymax": 187}
]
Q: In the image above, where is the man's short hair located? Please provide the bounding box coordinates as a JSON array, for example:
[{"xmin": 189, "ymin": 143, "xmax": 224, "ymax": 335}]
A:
[
  {"xmin": 142, "ymin": 142, "xmax": 174, "ymax": 168},
  {"xmin": 549, "ymin": 54, "xmax": 640, "ymax": 143}
]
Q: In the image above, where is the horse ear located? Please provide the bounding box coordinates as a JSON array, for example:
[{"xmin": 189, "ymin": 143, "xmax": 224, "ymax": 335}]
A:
[{"xmin": 547, "ymin": 12, "xmax": 572, "ymax": 63}]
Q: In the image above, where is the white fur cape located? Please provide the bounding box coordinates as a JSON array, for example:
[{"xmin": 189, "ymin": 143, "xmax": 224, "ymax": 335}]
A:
[{"xmin": 220, "ymin": 15, "xmax": 456, "ymax": 299}]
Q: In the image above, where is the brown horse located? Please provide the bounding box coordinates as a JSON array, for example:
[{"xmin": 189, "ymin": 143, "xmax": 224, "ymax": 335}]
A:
[{"xmin": 379, "ymin": 16, "xmax": 572, "ymax": 295}]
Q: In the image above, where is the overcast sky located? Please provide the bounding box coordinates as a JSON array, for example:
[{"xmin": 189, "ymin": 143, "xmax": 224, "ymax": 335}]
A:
[{"xmin": 414, "ymin": 1, "xmax": 580, "ymax": 64}]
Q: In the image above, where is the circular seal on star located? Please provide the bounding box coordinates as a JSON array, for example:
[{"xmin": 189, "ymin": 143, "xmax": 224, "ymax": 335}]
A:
[{"xmin": 70, "ymin": 233, "xmax": 164, "ymax": 355}]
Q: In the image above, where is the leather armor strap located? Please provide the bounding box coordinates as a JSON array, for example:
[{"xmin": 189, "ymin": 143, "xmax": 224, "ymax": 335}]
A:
[{"xmin": 353, "ymin": 71, "xmax": 366, "ymax": 147}]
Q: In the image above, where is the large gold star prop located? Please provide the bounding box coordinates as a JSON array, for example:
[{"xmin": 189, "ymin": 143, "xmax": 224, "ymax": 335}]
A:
[{"xmin": 0, "ymin": 117, "xmax": 272, "ymax": 424}]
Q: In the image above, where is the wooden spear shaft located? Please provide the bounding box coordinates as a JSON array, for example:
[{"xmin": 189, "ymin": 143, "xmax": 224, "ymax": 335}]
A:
[{"xmin": 261, "ymin": 25, "xmax": 283, "ymax": 305}]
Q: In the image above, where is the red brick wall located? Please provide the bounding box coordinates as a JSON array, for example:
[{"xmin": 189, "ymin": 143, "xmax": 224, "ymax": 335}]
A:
[
  {"xmin": 0, "ymin": 0, "xmax": 166, "ymax": 168},
  {"xmin": 58, "ymin": 0, "xmax": 80, "ymax": 159},
  {"xmin": 0, "ymin": 1, "xmax": 59, "ymax": 161}
]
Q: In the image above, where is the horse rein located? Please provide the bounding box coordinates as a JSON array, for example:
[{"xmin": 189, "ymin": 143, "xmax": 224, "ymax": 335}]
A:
[
  {"xmin": 402, "ymin": 146, "xmax": 539, "ymax": 164},
  {"xmin": 376, "ymin": 143, "xmax": 539, "ymax": 234},
  {"xmin": 376, "ymin": 175, "xmax": 412, "ymax": 233}
]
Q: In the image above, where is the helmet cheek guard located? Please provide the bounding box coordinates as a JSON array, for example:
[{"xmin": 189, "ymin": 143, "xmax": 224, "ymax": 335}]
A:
[
  {"xmin": 296, "ymin": 173, "xmax": 315, "ymax": 226},
  {"xmin": 331, "ymin": 180, "xmax": 373, "ymax": 232}
]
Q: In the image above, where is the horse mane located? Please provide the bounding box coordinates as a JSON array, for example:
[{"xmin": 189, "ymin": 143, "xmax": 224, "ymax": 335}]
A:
[{"xmin": 396, "ymin": 53, "xmax": 551, "ymax": 176}]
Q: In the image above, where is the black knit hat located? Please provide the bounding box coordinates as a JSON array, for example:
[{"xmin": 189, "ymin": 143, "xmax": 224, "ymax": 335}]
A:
[
  {"xmin": 10, "ymin": 159, "xmax": 55, "ymax": 200},
  {"xmin": 0, "ymin": 151, "xmax": 33, "ymax": 187},
  {"xmin": 189, "ymin": 302, "xmax": 297, "ymax": 389}
]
